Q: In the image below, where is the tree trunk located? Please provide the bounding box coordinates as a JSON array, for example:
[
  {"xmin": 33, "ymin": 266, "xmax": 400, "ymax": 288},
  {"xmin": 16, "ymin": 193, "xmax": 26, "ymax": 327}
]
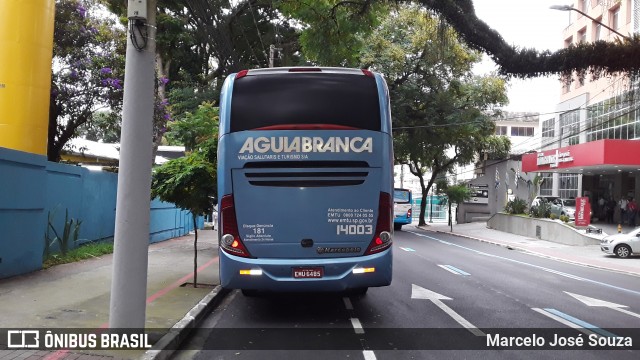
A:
[
  {"xmin": 193, "ymin": 214, "xmax": 198, "ymax": 288},
  {"xmin": 449, "ymin": 203, "xmax": 453, "ymax": 232},
  {"xmin": 408, "ymin": 161, "xmax": 428, "ymax": 226},
  {"xmin": 152, "ymin": 52, "xmax": 171, "ymax": 164}
]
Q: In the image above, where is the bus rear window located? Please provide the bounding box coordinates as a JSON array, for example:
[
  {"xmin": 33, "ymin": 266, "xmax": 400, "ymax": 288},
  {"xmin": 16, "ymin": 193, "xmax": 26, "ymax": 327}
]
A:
[
  {"xmin": 394, "ymin": 190, "xmax": 411, "ymax": 204},
  {"xmin": 230, "ymin": 73, "xmax": 381, "ymax": 132}
]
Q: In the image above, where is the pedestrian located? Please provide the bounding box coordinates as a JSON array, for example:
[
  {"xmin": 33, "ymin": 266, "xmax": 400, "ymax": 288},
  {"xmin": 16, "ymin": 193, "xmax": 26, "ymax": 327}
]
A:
[
  {"xmin": 598, "ymin": 197, "xmax": 606, "ymax": 220},
  {"xmin": 606, "ymin": 198, "xmax": 615, "ymax": 223},
  {"xmin": 619, "ymin": 197, "xmax": 629, "ymax": 225},
  {"xmin": 628, "ymin": 197, "xmax": 637, "ymax": 227}
]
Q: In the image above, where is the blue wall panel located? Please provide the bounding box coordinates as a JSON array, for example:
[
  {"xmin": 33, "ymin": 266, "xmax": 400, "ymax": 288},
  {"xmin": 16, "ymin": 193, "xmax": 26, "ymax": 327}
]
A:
[
  {"xmin": 0, "ymin": 147, "xmax": 203, "ymax": 279},
  {"xmin": 0, "ymin": 148, "xmax": 47, "ymax": 278},
  {"xmin": 79, "ymin": 169, "xmax": 118, "ymax": 243},
  {"xmin": 45, "ymin": 162, "xmax": 83, "ymax": 251}
]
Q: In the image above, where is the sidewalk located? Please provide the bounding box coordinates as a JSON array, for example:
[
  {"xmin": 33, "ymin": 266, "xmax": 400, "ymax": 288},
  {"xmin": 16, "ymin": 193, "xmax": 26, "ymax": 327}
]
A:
[
  {"xmin": 417, "ymin": 221, "xmax": 640, "ymax": 277},
  {"xmin": 0, "ymin": 228, "xmax": 225, "ymax": 360}
]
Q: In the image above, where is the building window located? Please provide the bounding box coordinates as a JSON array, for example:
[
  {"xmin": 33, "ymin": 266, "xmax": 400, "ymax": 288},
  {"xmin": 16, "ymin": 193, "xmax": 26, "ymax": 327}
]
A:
[
  {"xmin": 586, "ymin": 90, "xmax": 640, "ymax": 142},
  {"xmin": 578, "ymin": 28, "xmax": 587, "ymax": 43},
  {"xmin": 593, "ymin": 19, "xmax": 603, "ymax": 41},
  {"xmin": 542, "ymin": 118, "xmax": 555, "ymax": 141},
  {"xmin": 510, "ymin": 127, "xmax": 534, "ymax": 137},
  {"xmin": 559, "ymin": 174, "xmax": 578, "ymax": 199},
  {"xmin": 495, "ymin": 126, "xmax": 508, "ymax": 135},
  {"xmin": 559, "ymin": 110, "xmax": 580, "ymax": 146},
  {"xmin": 610, "ymin": 6, "xmax": 620, "ymax": 30},
  {"xmin": 564, "ymin": 36, "xmax": 573, "ymax": 48},
  {"xmin": 539, "ymin": 173, "xmax": 553, "ymax": 197},
  {"xmin": 580, "ymin": 0, "xmax": 588, "ymax": 12}
]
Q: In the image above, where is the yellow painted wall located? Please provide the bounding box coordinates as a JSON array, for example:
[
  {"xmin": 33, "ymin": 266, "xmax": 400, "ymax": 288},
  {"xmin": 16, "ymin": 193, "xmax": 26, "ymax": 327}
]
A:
[{"xmin": 0, "ymin": 0, "xmax": 55, "ymax": 155}]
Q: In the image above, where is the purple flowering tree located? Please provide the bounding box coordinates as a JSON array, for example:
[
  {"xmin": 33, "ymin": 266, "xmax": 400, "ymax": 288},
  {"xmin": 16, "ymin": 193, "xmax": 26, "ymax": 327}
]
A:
[{"xmin": 48, "ymin": 0, "xmax": 125, "ymax": 161}]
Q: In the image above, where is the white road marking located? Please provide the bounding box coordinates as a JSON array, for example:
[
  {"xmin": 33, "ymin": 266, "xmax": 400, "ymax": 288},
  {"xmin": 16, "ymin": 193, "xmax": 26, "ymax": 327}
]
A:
[
  {"xmin": 411, "ymin": 284, "xmax": 485, "ymax": 336},
  {"xmin": 611, "ymin": 307, "xmax": 640, "ymax": 319},
  {"xmin": 438, "ymin": 264, "xmax": 462, "ymax": 275},
  {"xmin": 350, "ymin": 317, "xmax": 365, "ymax": 334},
  {"xmin": 343, "ymin": 297, "xmax": 354, "ymax": 310},
  {"xmin": 564, "ymin": 291, "xmax": 640, "ymax": 318},
  {"xmin": 532, "ymin": 308, "xmax": 619, "ymax": 338},
  {"xmin": 438, "ymin": 264, "xmax": 471, "ymax": 276},
  {"xmin": 532, "ymin": 307, "xmax": 596, "ymax": 335},
  {"xmin": 564, "ymin": 291, "xmax": 628, "ymax": 308},
  {"xmin": 363, "ymin": 350, "xmax": 377, "ymax": 360},
  {"xmin": 407, "ymin": 230, "xmax": 640, "ymax": 296}
]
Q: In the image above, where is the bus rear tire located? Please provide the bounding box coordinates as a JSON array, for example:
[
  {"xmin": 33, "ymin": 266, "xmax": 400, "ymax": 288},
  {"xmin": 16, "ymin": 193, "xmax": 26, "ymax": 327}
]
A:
[{"xmin": 394, "ymin": 223, "xmax": 402, "ymax": 231}]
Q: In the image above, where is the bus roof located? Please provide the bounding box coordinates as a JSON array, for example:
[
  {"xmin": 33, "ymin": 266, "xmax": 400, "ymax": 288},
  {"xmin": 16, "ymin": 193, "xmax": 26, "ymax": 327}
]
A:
[{"xmin": 237, "ymin": 67, "xmax": 375, "ymax": 77}]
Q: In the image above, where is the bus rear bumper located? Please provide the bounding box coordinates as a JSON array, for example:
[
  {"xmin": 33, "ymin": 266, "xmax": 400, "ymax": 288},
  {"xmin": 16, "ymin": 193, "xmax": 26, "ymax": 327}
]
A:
[
  {"xmin": 219, "ymin": 248, "xmax": 392, "ymax": 292},
  {"xmin": 394, "ymin": 218, "xmax": 412, "ymax": 225}
]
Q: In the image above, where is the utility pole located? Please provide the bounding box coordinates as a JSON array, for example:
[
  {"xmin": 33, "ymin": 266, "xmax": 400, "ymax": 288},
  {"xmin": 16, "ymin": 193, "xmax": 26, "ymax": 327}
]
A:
[{"xmin": 109, "ymin": 0, "xmax": 156, "ymax": 329}]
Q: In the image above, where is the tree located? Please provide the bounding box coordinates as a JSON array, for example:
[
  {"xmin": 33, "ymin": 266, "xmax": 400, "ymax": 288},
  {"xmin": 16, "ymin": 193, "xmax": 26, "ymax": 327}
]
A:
[
  {"xmin": 439, "ymin": 183, "xmax": 472, "ymax": 232},
  {"xmin": 106, "ymin": 0, "xmax": 303, "ymax": 160},
  {"xmin": 360, "ymin": 6, "xmax": 508, "ymax": 225},
  {"xmin": 277, "ymin": 0, "xmax": 387, "ymax": 66},
  {"xmin": 275, "ymin": 0, "xmax": 639, "ymax": 81},
  {"xmin": 410, "ymin": 0, "xmax": 640, "ymax": 80},
  {"xmin": 150, "ymin": 104, "xmax": 218, "ymax": 287},
  {"xmin": 165, "ymin": 102, "xmax": 219, "ymax": 151},
  {"xmin": 479, "ymin": 135, "xmax": 511, "ymax": 161},
  {"xmin": 150, "ymin": 152, "xmax": 216, "ymax": 288},
  {"xmin": 48, "ymin": 0, "xmax": 125, "ymax": 161},
  {"xmin": 77, "ymin": 111, "xmax": 121, "ymax": 143}
]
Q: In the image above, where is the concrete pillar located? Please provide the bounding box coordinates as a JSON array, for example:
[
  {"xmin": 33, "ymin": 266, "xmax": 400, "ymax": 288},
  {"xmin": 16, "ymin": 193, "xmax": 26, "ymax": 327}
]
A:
[{"xmin": 109, "ymin": 0, "xmax": 156, "ymax": 329}]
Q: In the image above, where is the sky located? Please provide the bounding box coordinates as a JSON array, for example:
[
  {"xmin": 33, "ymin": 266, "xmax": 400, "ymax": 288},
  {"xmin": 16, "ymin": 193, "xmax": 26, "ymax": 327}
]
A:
[{"xmin": 471, "ymin": 0, "xmax": 572, "ymax": 115}]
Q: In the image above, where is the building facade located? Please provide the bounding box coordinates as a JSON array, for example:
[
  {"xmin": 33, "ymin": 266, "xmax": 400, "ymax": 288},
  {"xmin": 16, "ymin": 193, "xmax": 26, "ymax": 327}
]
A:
[
  {"xmin": 395, "ymin": 112, "xmax": 539, "ymax": 223},
  {"xmin": 523, "ymin": 0, "xmax": 640, "ymax": 222}
]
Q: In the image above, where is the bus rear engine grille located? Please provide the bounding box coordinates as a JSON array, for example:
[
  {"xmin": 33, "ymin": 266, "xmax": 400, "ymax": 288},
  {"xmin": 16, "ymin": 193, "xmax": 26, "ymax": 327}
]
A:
[
  {"xmin": 242, "ymin": 161, "xmax": 369, "ymax": 169},
  {"xmin": 245, "ymin": 171, "xmax": 368, "ymax": 187}
]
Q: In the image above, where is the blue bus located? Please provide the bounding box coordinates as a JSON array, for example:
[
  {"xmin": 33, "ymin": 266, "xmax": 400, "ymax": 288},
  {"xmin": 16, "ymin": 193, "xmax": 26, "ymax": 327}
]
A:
[
  {"xmin": 393, "ymin": 188, "xmax": 412, "ymax": 230},
  {"xmin": 217, "ymin": 67, "xmax": 393, "ymax": 295}
]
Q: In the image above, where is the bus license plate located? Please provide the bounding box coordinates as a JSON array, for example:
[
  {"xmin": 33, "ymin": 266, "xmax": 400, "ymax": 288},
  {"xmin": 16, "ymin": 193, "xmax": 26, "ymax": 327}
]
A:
[{"xmin": 293, "ymin": 267, "xmax": 324, "ymax": 278}]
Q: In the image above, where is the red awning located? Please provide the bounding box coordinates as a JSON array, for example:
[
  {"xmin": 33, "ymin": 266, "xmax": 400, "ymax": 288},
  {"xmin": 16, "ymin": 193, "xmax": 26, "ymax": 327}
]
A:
[{"xmin": 522, "ymin": 139, "xmax": 640, "ymax": 174}]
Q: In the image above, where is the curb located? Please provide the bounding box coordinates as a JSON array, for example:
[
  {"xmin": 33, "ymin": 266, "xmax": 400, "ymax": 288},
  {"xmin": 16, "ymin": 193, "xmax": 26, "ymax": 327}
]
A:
[{"xmin": 141, "ymin": 285, "xmax": 230, "ymax": 360}]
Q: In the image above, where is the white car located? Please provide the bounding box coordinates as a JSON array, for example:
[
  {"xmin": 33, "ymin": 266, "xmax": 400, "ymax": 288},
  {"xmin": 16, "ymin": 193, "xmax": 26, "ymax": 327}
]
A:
[
  {"xmin": 553, "ymin": 198, "xmax": 593, "ymax": 221},
  {"xmin": 600, "ymin": 227, "xmax": 640, "ymax": 258}
]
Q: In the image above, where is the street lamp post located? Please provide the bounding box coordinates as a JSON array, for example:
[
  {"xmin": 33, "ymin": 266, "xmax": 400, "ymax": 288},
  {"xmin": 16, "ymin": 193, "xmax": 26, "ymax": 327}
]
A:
[{"xmin": 550, "ymin": 5, "xmax": 630, "ymax": 40}]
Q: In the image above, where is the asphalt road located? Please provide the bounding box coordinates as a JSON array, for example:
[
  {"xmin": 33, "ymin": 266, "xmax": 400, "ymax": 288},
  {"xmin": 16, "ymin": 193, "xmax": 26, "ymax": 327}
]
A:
[{"xmin": 171, "ymin": 228, "xmax": 640, "ymax": 360}]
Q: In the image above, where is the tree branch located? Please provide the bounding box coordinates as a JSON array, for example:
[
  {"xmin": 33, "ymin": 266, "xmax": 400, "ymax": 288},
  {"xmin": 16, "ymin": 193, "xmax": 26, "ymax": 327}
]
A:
[{"xmin": 411, "ymin": 0, "xmax": 640, "ymax": 79}]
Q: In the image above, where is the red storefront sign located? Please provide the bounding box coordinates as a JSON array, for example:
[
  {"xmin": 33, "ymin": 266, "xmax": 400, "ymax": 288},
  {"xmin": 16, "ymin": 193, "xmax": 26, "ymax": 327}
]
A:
[
  {"xmin": 575, "ymin": 197, "xmax": 591, "ymax": 227},
  {"xmin": 522, "ymin": 139, "xmax": 640, "ymax": 173}
]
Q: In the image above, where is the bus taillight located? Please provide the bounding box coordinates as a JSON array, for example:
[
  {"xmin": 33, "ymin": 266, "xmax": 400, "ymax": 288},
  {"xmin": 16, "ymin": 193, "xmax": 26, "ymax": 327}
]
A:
[
  {"xmin": 407, "ymin": 208, "xmax": 412, "ymax": 218},
  {"xmin": 365, "ymin": 192, "xmax": 393, "ymax": 255},
  {"xmin": 220, "ymin": 194, "xmax": 252, "ymax": 258}
]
